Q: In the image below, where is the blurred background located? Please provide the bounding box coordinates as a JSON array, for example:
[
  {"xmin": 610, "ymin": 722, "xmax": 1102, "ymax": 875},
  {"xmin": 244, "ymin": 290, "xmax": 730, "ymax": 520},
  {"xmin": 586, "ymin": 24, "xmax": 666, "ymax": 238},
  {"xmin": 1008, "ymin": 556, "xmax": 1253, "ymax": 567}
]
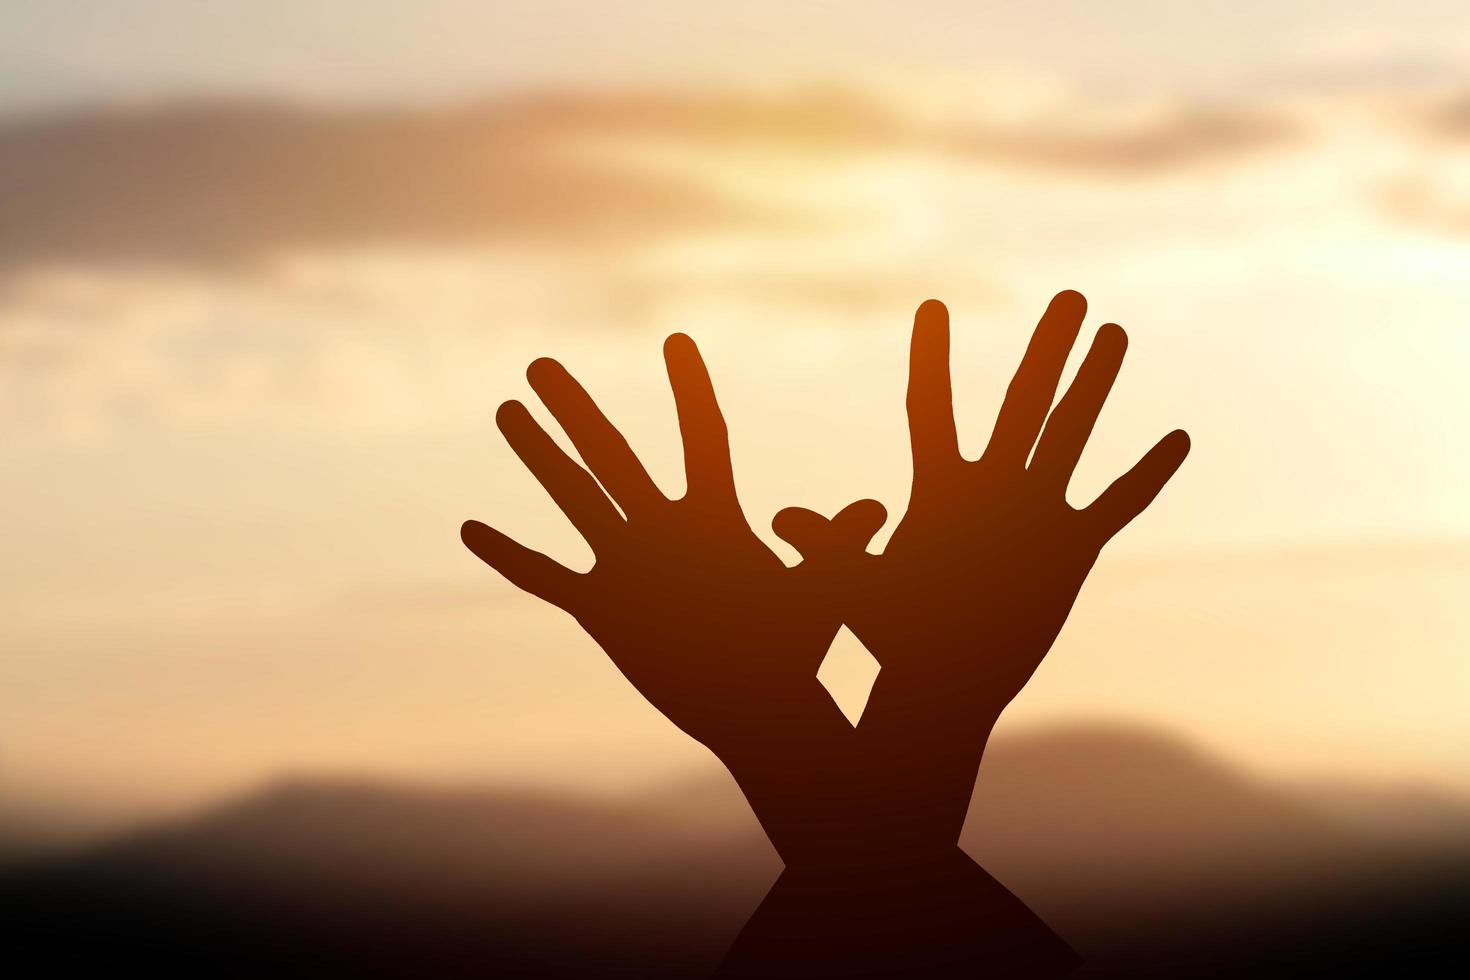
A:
[{"xmin": 2, "ymin": 2, "xmax": 1469, "ymax": 975}]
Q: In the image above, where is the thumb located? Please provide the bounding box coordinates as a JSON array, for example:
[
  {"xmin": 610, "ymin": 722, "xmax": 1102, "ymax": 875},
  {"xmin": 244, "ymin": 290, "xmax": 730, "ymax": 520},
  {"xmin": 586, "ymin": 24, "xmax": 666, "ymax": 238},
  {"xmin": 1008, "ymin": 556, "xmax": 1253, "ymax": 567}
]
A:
[{"xmin": 772, "ymin": 499, "xmax": 886, "ymax": 561}]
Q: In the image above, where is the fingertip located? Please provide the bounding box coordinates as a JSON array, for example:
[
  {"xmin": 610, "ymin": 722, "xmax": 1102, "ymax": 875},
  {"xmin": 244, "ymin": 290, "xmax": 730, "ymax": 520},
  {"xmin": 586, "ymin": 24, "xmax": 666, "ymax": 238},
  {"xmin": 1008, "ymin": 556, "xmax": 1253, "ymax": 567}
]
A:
[
  {"xmin": 771, "ymin": 506, "xmax": 805, "ymax": 538},
  {"xmin": 840, "ymin": 499, "xmax": 882, "ymax": 543},
  {"xmin": 915, "ymin": 298, "xmax": 948, "ymax": 323},
  {"xmin": 494, "ymin": 399, "xmax": 528, "ymax": 431},
  {"xmin": 664, "ymin": 333, "xmax": 710, "ymax": 381},
  {"xmin": 771, "ymin": 506, "xmax": 829, "ymax": 554},
  {"xmin": 663, "ymin": 332, "xmax": 697, "ymax": 360},
  {"xmin": 1096, "ymin": 321, "xmax": 1128, "ymax": 354},
  {"xmin": 460, "ymin": 519, "xmax": 490, "ymax": 549},
  {"xmin": 1052, "ymin": 289, "xmax": 1087, "ymax": 317},
  {"xmin": 836, "ymin": 497, "xmax": 887, "ymax": 533},
  {"xmin": 526, "ymin": 356, "xmax": 562, "ymax": 386},
  {"xmin": 912, "ymin": 301, "xmax": 950, "ymax": 364},
  {"xmin": 1167, "ymin": 428, "xmax": 1191, "ymax": 456}
]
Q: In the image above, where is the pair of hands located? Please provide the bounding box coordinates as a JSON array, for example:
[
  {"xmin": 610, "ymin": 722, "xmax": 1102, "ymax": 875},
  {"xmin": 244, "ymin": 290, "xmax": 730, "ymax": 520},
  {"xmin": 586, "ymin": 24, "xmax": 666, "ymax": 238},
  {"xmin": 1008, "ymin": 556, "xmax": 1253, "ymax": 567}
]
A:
[{"xmin": 462, "ymin": 291, "xmax": 1188, "ymax": 868}]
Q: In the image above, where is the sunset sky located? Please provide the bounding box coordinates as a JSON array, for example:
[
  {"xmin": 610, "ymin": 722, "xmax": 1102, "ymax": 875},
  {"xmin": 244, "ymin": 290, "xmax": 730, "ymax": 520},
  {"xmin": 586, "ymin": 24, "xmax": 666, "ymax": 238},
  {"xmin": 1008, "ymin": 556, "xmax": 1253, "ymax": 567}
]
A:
[{"xmin": 2, "ymin": 2, "xmax": 1469, "ymax": 849}]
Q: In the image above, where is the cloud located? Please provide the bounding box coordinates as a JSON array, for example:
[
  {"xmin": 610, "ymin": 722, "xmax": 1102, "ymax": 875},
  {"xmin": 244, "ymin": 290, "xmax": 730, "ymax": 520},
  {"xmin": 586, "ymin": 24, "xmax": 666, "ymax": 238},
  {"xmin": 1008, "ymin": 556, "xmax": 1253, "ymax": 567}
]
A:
[
  {"xmin": 941, "ymin": 107, "xmax": 1301, "ymax": 176},
  {"xmin": 0, "ymin": 91, "xmax": 1304, "ymax": 281},
  {"xmin": 1376, "ymin": 171, "xmax": 1470, "ymax": 238},
  {"xmin": 466, "ymin": 89, "xmax": 1304, "ymax": 176},
  {"xmin": 1401, "ymin": 90, "xmax": 1470, "ymax": 142},
  {"xmin": 1359, "ymin": 90, "xmax": 1470, "ymax": 237},
  {"xmin": 0, "ymin": 99, "xmax": 800, "ymax": 279}
]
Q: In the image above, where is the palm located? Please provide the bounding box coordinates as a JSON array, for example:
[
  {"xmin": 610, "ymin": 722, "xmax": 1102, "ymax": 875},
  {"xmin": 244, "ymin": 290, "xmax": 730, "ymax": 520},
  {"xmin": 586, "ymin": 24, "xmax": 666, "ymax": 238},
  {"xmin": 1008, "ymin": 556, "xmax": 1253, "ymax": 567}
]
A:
[
  {"xmin": 570, "ymin": 508, "xmax": 826, "ymax": 743},
  {"xmin": 874, "ymin": 475, "xmax": 1094, "ymax": 708}
]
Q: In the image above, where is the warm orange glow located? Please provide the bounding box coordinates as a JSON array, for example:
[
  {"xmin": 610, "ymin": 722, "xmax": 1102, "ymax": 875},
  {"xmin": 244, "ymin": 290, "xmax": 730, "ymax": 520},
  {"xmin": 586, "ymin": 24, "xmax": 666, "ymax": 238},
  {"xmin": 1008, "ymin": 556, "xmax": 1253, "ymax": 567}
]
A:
[{"xmin": 1, "ymin": 5, "xmax": 1469, "ymax": 862}]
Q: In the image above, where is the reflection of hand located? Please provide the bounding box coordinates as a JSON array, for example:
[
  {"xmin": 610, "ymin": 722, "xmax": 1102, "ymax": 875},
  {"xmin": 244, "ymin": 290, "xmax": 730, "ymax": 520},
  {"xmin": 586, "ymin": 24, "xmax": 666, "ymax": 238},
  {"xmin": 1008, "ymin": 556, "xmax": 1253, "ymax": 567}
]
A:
[
  {"xmin": 776, "ymin": 292, "xmax": 1190, "ymax": 849},
  {"xmin": 461, "ymin": 334, "xmax": 886, "ymax": 864},
  {"xmin": 719, "ymin": 846, "xmax": 1080, "ymax": 980}
]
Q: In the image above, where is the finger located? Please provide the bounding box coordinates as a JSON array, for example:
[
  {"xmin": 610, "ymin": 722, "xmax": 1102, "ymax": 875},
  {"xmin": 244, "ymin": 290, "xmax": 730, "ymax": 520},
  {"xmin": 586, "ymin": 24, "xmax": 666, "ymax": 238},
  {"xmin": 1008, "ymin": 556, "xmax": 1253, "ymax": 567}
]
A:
[
  {"xmin": 461, "ymin": 520, "xmax": 581, "ymax": 610},
  {"xmin": 772, "ymin": 499, "xmax": 886, "ymax": 559},
  {"xmin": 497, "ymin": 399, "xmax": 623, "ymax": 546},
  {"xmin": 907, "ymin": 299, "xmax": 959, "ymax": 481},
  {"xmin": 774, "ymin": 502, "xmax": 883, "ymax": 627},
  {"xmin": 1084, "ymin": 429, "xmax": 1190, "ymax": 540},
  {"xmin": 829, "ymin": 498, "xmax": 888, "ymax": 550},
  {"xmin": 983, "ymin": 289, "xmax": 1088, "ymax": 468},
  {"xmin": 1029, "ymin": 323, "xmax": 1127, "ymax": 493},
  {"xmin": 664, "ymin": 333, "xmax": 737, "ymax": 503},
  {"xmin": 526, "ymin": 357, "xmax": 664, "ymax": 517},
  {"xmin": 771, "ymin": 506, "xmax": 830, "ymax": 558}
]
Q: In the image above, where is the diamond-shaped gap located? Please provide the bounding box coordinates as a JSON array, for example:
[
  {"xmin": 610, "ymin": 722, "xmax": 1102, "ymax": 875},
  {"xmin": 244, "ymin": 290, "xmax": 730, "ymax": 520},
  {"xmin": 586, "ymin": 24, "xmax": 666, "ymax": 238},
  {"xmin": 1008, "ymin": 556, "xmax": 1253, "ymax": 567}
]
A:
[{"xmin": 816, "ymin": 626, "xmax": 881, "ymax": 726}]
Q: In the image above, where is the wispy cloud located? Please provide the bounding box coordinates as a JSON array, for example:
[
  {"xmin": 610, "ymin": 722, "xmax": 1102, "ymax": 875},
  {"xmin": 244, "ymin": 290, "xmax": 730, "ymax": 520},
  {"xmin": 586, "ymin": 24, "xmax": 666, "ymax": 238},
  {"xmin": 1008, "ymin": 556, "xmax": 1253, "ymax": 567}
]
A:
[
  {"xmin": 942, "ymin": 107, "xmax": 1301, "ymax": 176},
  {"xmin": 0, "ymin": 99, "xmax": 796, "ymax": 278},
  {"xmin": 1370, "ymin": 90, "xmax": 1470, "ymax": 237},
  {"xmin": 0, "ymin": 91, "xmax": 1308, "ymax": 281}
]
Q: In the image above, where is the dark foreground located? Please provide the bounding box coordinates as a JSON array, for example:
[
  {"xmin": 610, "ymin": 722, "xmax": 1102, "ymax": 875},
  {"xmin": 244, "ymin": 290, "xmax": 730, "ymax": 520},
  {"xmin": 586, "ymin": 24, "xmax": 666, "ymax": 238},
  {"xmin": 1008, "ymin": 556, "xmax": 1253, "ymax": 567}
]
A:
[{"xmin": 6, "ymin": 725, "xmax": 1469, "ymax": 978}]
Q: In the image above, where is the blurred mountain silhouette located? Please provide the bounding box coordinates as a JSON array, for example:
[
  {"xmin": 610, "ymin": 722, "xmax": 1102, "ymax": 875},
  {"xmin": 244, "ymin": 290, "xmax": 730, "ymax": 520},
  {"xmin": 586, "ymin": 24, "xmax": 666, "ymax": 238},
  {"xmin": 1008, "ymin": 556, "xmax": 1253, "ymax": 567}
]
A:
[{"xmin": 5, "ymin": 722, "xmax": 1468, "ymax": 977}]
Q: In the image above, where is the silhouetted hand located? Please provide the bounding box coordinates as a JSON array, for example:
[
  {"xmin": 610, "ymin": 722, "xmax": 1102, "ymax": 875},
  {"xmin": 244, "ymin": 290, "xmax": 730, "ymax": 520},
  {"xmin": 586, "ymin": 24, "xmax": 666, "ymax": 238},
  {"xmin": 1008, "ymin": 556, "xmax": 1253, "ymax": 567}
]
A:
[
  {"xmin": 461, "ymin": 334, "xmax": 887, "ymax": 864},
  {"xmin": 460, "ymin": 299, "xmax": 1178, "ymax": 978},
  {"xmin": 775, "ymin": 291, "xmax": 1190, "ymax": 850}
]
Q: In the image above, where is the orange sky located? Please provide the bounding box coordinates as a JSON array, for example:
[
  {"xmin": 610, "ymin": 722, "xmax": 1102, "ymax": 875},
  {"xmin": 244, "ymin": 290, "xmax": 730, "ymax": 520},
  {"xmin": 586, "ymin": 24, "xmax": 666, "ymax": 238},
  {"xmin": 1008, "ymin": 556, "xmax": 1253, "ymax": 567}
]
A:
[{"xmin": 2, "ymin": 2, "xmax": 1469, "ymax": 846}]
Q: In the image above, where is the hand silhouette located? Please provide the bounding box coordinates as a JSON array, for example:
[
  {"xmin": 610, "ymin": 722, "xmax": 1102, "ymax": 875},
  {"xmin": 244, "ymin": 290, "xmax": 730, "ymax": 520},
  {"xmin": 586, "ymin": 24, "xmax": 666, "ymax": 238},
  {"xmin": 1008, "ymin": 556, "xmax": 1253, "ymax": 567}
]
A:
[
  {"xmin": 461, "ymin": 334, "xmax": 887, "ymax": 864},
  {"xmin": 461, "ymin": 297, "xmax": 1182, "ymax": 979},
  {"xmin": 774, "ymin": 291, "xmax": 1190, "ymax": 849}
]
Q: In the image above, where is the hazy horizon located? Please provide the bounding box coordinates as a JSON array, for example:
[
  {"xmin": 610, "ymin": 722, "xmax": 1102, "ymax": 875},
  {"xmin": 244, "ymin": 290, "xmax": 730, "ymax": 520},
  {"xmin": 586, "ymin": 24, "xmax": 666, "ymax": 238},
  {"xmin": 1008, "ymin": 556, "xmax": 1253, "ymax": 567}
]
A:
[{"xmin": 7, "ymin": 710, "xmax": 1469, "ymax": 867}]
